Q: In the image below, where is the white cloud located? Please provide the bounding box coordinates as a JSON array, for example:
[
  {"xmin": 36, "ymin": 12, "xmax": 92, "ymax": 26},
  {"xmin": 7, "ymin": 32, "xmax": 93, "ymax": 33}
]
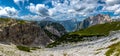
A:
[
  {"xmin": 115, "ymin": 8, "xmax": 120, "ymax": 14},
  {"xmin": 112, "ymin": 15, "xmax": 120, "ymax": 19},
  {"xmin": 20, "ymin": 14, "xmax": 44, "ymax": 21},
  {"xmin": 48, "ymin": 0, "xmax": 99, "ymax": 20},
  {"xmin": 103, "ymin": 4, "xmax": 120, "ymax": 11},
  {"xmin": 105, "ymin": 0, "xmax": 120, "ymax": 6},
  {"xmin": 10, "ymin": 0, "xmax": 120, "ymax": 20},
  {"xmin": 14, "ymin": 0, "xmax": 29, "ymax": 5},
  {"xmin": 13, "ymin": 0, "xmax": 29, "ymax": 9},
  {"xmin": 27, "ymin": 3, "xmax": 49, "ymax": 16},
  {"xmin": 0, "ymin": 6, "xmax": 18, "ymax": 17},
  {"xmin": 103, "ymin": 0, "xmax": 120, "ymax": 15}
]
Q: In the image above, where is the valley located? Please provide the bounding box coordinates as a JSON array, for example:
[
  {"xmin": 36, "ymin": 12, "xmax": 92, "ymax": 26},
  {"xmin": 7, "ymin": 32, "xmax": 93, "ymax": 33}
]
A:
[
  {"xmin": 0, "ymin": 14, "xmax": 119, "ymax": 56},
  {"xmin": 0, "ymin": 0, "xmax": 120, "ymax": 56},
  {"xmin": 0, "ymin": 30, "xmax": 120, "ymax": 56}
]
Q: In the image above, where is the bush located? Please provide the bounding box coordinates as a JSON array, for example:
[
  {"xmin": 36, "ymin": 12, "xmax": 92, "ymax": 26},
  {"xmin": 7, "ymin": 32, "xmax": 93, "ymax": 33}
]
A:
[{"xmin": 17, "ymin": 46, "xmax": 31, "ymax": 52}]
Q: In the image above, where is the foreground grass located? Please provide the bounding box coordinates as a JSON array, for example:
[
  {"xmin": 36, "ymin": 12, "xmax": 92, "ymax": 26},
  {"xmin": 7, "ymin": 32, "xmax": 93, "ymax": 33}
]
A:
[
  {"xmin": 105, "ymin": 42, "xmax": 120, "ymax": 56},
  {"xmin": 17, "ymin": 46, "xmax": 41, "ymax": 52},
  {"xmin": 47, "ymin": 21, "xmax": 120, "ymax": 48}
]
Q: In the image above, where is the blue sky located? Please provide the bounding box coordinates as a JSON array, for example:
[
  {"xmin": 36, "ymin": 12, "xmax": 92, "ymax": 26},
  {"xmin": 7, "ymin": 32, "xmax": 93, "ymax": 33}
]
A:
[{"xmin": 0, "ymin": 0, "xmax": 120, "ymax": 21}]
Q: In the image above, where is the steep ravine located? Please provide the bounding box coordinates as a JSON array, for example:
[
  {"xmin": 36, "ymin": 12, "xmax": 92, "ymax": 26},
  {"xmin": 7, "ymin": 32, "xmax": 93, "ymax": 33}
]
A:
[{"xmin": 0, "ymin": 31, "xmax": 120, "ymax": 56}]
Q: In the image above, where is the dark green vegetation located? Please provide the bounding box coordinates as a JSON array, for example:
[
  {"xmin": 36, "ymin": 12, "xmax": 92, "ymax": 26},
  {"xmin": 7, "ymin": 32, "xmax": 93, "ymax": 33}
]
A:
[
  {"xmin": 17, "ymin": 46, "xmax": 31, "ymax": 52},
  {"xmin": 105, "ymin": 41, "xmax": 120, "ymax": 56},
  {"xmin": 44, "ymin": 29, "xmax": 59, "ymax": 40},
  {"xmin": 47, "ymin": 21, "xmax": 120, "ymax": 48},
  {"xmin": 17, "ymin": 46, "xmax": 41, "ymax": 52}
]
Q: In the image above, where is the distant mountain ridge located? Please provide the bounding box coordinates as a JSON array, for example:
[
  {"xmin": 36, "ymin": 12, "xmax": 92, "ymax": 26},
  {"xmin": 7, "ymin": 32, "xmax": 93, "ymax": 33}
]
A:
[
  {"xmin": 41, "ymin": 17, "xmax": 81, "ymax": 32},
  {"xmin": 39, "ymin": 14, "xmax": 112, "ymax": 32},
  {"xmin": 79, "ymin": 14, "xmax": 112, "ymax": 29},
  {"xmin": 57, "ymin": 19, "xmax": 81, "ymax": 32}
]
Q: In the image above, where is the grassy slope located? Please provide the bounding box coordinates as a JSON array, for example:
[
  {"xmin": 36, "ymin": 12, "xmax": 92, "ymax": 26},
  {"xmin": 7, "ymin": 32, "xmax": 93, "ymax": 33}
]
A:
[
  {"xmin": 71, "ymin": 21, "xmax": 120, "ymax": 36},
  {"xmin": 105, "ymin": 42, "xmax": 120, "ymax": 56},
  {"xmin": 47, "ymin": 21, "xmax": 120, "ymax": 48}
]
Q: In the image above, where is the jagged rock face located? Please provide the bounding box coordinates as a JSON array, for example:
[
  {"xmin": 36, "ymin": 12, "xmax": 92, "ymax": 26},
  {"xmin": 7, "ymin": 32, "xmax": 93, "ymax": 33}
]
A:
[
  {"xmin": 0, "ymin": 18, "xmax": 52, "ymax": 47},
  {"xmin": 0, "ymin": 18, "xmax": 67, "ymax": 47},
  {"xmin": 0, "ymin": 23, "xmax": 52, "ymax": 47},
  {"xmin": 79, "ymin": 14, "xmax": 112, "ymax": 29}
]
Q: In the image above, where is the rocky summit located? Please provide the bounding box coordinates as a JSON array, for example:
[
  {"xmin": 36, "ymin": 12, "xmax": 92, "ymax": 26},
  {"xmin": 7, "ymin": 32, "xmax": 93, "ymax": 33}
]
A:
[{"xmin": 79, "ymin": 14, "xmax": 112, "ymax": 29}]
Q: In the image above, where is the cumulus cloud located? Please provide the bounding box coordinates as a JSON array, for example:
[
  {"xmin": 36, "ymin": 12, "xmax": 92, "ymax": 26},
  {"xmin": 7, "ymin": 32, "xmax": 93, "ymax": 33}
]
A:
[
  {"xmin": 103, "ymin": 4, "xmax": 120, "ymax": 11},
  {"xmin": 105, "ymin": 0, "xmax": 120, "ymax": 6},
  {"xmin": 0, "ymin": 6, "xmax": 18, "ymax": 17},
  {"xmin": 102, "ymin": 0, "xmax": 120, "ymax": 15},
  {"xmin": 47, "ymin": 0, "xmax": 99, "ymax": 20},
  {"xmin": 115, "ymin": 8, "xmax": 120, "ymax": 14},
  {"xmin": 10, "ymin": 0, "xmax": 120, "ymax": 20},
  {"xmin": 27, "ymin": 3, "xmax": 49, "ymax": 16},
  {"xmin": 12, "ymin": 0, "xmax": 120, "ymax": 20}
]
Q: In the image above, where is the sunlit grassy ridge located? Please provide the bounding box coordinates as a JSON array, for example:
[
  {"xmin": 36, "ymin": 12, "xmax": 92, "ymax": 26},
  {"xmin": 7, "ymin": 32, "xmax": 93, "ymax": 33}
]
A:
[
  {"xmin": 47, "ymin": 21, "xmax": 120, "ymax": 48},
  {"xmin": 0, "ymin": 18, "xmax": 26, "ymax": 24},
  {"xmin": 71, "ymin": 21, "xmax": 120, "ymax": 36}
]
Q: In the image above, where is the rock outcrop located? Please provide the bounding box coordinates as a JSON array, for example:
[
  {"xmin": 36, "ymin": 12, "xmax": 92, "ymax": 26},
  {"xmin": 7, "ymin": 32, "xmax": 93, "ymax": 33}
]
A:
[
  {"xmin": 0, "ymin": 18, "xmax": 67, "ymax": 47},
  {"xmin": 0, "ymin": 19, "xmax": 52, "ymax": 47},
  {"xmin": 38, "ymin": 21, "xmax": 67, "ymax": 40}
]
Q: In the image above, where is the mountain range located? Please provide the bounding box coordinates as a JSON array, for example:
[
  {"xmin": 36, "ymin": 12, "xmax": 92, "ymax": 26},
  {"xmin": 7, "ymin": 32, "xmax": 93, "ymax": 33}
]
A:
[
  {"xmin": 40, "ymin": 14, "xmax": 112, "ymax": 32},
  {"xmin": 0, "ymin": 14, "xmax": 117, "ymax": 48}
]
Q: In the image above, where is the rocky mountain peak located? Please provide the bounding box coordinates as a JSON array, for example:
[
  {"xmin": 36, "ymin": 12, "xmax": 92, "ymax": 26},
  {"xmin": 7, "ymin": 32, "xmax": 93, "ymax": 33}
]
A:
[
  {"xmin": 88, "ymin": 14, "xmax": 112, "ymax": 25},
  {"xmin": 79, "ymin": 14, "xmax": 112, "ymax": 29}
]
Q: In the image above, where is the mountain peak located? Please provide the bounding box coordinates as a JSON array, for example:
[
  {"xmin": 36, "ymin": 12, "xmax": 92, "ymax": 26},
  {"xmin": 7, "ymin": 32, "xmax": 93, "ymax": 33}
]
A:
[{"xmin": 79, "ymin": 14, "xmax": 112, "ymax": 29}]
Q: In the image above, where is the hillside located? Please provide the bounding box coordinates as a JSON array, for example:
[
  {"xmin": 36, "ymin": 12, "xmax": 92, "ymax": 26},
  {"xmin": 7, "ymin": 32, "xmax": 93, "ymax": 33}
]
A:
[
  {"xmin": 47, "ymin": 21, "xmax": 120, "ymax": 47},
  {"xmin": 0, "ymin": 18, "xmax": 67, "ymax": 49},
  {"xmin": 0, "ymin": 18, "xmax": 53, "ymax": 47},
  {"xmin": 38, "ymin": 21, "xmax": 66, "ymax": 36},
  {"xmin": 38, "ymin": 21, "xmax": 67, "ymax": 40},
  {"xmin": 0, "ymin": 28, "xmax": 120, "ymax": 56},
  {"xmin": 71, "ymin": 21, "xmax": 120, "ymax": 36}
]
